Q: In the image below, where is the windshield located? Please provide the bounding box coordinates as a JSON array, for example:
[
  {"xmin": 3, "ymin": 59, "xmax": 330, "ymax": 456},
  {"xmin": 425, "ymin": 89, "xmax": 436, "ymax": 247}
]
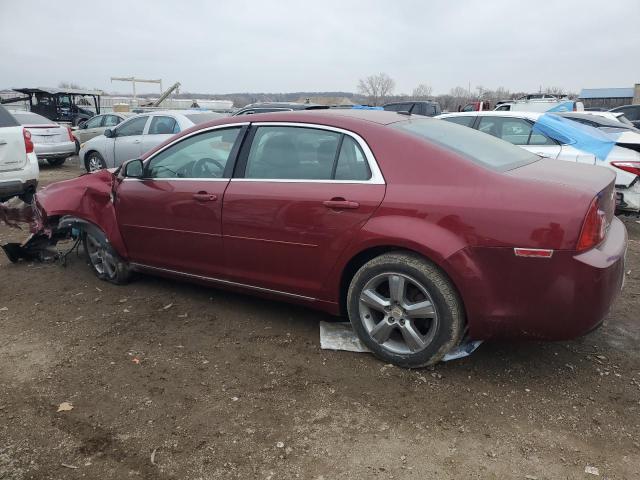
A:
[
  {"xmin": 185, "ymin": 113, "xmax": 224, "ymax": 124},
  {"xmin": 11, "ymin": 111, "xmax": 54, "ymax": 125},
  {"xmin": 393, "ymin": 118, "xmax": 539, "ymax": 171}
]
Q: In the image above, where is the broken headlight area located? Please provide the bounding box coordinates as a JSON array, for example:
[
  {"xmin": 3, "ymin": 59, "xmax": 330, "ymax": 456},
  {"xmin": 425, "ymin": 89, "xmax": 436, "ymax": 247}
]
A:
[{"xmin": 1, "ymin": 198, "xmax": 80, "ymax": 263}]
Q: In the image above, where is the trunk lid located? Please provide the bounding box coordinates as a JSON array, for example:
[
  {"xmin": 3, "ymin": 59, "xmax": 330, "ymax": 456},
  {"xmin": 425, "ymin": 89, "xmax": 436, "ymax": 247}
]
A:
[
  {"xmin": 508, "ymin": 158, "xmax": 616, "ymax": 226},
  {"xmin": 26, "ymin": 125, "xmax": 69, "ymax": 145}
]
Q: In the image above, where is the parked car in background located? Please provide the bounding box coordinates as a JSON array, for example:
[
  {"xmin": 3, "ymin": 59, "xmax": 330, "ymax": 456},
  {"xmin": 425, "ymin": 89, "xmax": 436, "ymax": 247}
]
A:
[
  {"xmin": 0, "ymin": 105, "xmax": 38, "ymax": 202},
  {"xmin": 78, "ymin": 110, "xmax": 223, "ymax": 171},
  {"xmin": 494, "ymin": 98, "xmax": 583, "ymax": 112},
  {"xmin": 9, "ymin": 110, "xmax": 75, "ymax": 167},
  {"xmin": 554, "ymin": 112, "xmax": 639, "ymax": 132},
  {"xmin": 232, "ymin": 102, "xmax": 329, "ymax": 116},
  {"xmin": 74, "ymin": 112, "xmax": 134, "ymax": 145},
  {"xmin": 16, "ymin": 110, "xmax": 626, "ymax": 368},
  {"xmin": 610, "ymin": 105, "xmax": 640, "ymax": 128},
  {"xmin": 383, "ymin": 101, "xmax": 441, "ymax": 116},
  {"xmin": 460, "ymin": 100, "xmax": 491, "ymax": 112},
  {"xmin": 437, "ymin": 111, "xmax": 640, "ymax": 213}
]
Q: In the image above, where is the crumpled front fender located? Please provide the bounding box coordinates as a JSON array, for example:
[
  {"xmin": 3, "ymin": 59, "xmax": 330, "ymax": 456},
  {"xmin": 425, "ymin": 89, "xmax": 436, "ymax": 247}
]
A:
[{"xmin": 34, "ymin": 170, "xmax": 129, "ymax": 259}]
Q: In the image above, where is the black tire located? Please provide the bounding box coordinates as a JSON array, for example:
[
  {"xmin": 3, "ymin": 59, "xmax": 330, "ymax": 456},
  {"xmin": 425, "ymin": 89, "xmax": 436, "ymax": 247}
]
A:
[
  {"xmin": 46, "ymin": 158, "xmax": 66, "ymax": 167},
  {"xmin": 18, "ymin": 191, "xmax": 34, "ymax": 204},
  {"xmin": 74, "ymin": 139, "xmax": 80, "ymax": 155},
  {"xmin": 83, "ymin": 231, "xmax": 131, "ymax": 285},
  {"xmin": 347, "ymin": 251, "xmax": 464, "ymax": 368},
  {"xmin": 85, "ymin": 151, "xmax": 106, "ymax": 172}
]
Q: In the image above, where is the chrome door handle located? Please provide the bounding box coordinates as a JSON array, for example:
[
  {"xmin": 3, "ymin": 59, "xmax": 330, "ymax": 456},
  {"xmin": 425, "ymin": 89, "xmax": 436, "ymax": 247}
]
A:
[
  {"xmin": 133, "ymin": 140, "xmax": 141, "ymax": 144},
  {"xmin": 193, "ymin": 192, "xmax": 218, "ymax": 202},
  {"xmin": 0, "ymin": 139, "xmax": 7, "ymax": 145}
]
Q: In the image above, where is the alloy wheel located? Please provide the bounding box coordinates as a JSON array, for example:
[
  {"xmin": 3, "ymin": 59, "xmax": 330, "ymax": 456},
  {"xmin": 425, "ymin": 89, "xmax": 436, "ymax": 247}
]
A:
[
  {"xmin": 87, "ymin": 156, "xmax": 104, "ymax": 172},
  {"xmin": 85, "ymin": 233, "xmax": 117, "ymax": 278},
  {"xmin": 358, "ymin": 272, "xmax": 439, "ymax": 355}
]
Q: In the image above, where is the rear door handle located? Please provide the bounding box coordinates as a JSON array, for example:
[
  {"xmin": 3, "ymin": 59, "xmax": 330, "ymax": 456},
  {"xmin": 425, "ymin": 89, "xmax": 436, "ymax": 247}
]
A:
[
  {"xmin": 133, "ymin": 139, "xmax": 141, "ymax": 144},
  {"xmin": 193, "ymin": 192, "xmax": 218, "ymax": 202},
  {"xmin": 323, "ymin": 198, "xmax": 360, "ymax": 209},
  {"xmin": 0, "ymin": 139, "xmax": 7, "ymax": 145}
]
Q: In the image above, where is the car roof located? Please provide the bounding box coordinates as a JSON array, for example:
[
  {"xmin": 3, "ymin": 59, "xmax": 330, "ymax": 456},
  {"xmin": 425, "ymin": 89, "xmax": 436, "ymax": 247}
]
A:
[
  {"xmin": 384, "ymin": 100, "xmax": 437, "ymax": 105},
  {"xmin": 438, "ymin": 111, "xmax": 543, "ymax": 120}
]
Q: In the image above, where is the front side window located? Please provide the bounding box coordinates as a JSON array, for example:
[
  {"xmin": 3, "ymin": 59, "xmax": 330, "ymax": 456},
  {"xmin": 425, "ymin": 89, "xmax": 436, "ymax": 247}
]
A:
[
  {"xmin": 85, "ymin": 116, "xmax": 103, "ymax": 129},
  {"xmin": 116, "ymin": 116, "xmax": 148, "ymax": 137},
  {"xmin": 146, "ymin": 127, "xmax": 241, "ymax": 179},
  {"xmin": 148, "ymin": 116, "xmax": 179, "ymax": 135}
]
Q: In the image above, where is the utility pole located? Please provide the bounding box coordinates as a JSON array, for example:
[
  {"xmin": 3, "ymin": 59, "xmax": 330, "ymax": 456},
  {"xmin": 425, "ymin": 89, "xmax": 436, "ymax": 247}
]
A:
[{"xmin": 110, "ymin": 77, "xmax": 163, "ymax": 102}]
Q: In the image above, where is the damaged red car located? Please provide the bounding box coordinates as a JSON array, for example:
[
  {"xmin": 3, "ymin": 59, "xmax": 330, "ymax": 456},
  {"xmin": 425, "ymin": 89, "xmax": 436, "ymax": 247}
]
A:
[{"xmin": 1, "ymin": 110, "xmax": 627, "ymax": 367}]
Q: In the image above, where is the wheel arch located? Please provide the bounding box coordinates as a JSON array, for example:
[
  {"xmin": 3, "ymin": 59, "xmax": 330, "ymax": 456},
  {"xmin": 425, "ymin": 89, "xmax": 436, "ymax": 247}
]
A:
[{"xmin": 337, "ymin": 243, "xmax": 468, "ymax": 325}]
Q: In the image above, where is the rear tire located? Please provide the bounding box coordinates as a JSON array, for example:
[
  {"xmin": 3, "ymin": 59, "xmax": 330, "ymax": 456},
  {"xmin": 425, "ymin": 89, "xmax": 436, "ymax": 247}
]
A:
[
  {"xmin": 85, "ymin": 152, "xmax": 106, "ymax": 172},
  {"xmin": 347, "ymin": 252, "xmax": 464, "ymax": 368},
  {"xmin": 46, "ymin": 158, "xmax": 66, "ymax": 167},
  {"xmin": 83, "ymin": 231, "xmax": 131, "ymax": 285}
]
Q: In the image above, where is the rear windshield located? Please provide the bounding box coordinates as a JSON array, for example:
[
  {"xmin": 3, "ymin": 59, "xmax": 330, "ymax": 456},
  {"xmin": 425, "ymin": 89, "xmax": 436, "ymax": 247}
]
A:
[
  {"xmin": 11, "ymin": 111, "xmax": 53, "ymax": 125},
  {"xmin": 185, "ymin": 113, "xmax": 224, "ymax": 124},
  {"xmin": 0, "ymin": 106, "xmax": 19, "ymax": 127},
  {"xmin": 393, "ymin": 118, "xmax": 539, "ymax": 171}
]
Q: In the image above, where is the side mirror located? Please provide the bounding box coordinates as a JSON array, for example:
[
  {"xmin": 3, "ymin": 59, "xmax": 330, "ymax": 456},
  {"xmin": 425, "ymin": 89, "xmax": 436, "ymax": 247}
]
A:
[
  {"xmin": 104, "ymin": 128, "xmax": 114, "ymax": 138},
  {"xmin": 123, "ymin": 158, "xmax": 143, "ymax": 178}
]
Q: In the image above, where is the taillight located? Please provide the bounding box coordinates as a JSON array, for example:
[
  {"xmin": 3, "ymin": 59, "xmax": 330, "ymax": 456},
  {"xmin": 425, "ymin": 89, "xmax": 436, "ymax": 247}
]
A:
[
  {"xmin": 611, "ymin": 161, "xmax": 640, "ymax": 177},
  {"xmin": 67, "ymin": 126, "xmax": 74, "ymax": 142},
  {"xmin": 577, "ymin": 196, "xmax": 607, "ymax": 251},
  {"xmin": 23, "ymin": 128, "xmax": 34, "ymax": 154}
]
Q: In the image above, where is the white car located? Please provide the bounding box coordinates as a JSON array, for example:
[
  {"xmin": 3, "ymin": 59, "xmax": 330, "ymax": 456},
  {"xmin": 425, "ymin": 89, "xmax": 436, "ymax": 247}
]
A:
[
  {"xmin": 0, "ymin": 106, "xmax": 39, "ymax": 203},
  {"xmin": 437, "ymin": 110, "xmax": 640, "ymax": 213},
  {"xmin": 78, "ymin": 110, "xmax": 223, "ymax": 172},
  {"xmin": 9, "ymin": 110, "xmax": 76, "ymax": 167}
]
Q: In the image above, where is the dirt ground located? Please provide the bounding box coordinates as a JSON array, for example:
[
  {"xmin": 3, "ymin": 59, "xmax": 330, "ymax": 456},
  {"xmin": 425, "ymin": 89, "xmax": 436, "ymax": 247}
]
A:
[{"xmin": 1, "ymin": 159, "xmax": 639, "ymax": 480}]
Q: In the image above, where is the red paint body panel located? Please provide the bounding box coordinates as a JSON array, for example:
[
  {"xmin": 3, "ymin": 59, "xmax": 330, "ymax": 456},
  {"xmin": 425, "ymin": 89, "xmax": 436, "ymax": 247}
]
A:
[
  {"xmin": 114, "ymin": 179, "xmax": 228, "ymax": 275},
  {"xmin": 28, "ymin": 111, "xmax": 628, "ymax": 343},
  {"xmin": 221, "ymin": 181, "xmax": 385, "ymax": 298}
]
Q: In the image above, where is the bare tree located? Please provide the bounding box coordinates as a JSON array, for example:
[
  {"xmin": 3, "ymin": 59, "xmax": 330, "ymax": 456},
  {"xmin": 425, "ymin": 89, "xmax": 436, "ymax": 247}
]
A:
[
  {"xmin": 357, "ymin": 73, "xmax": 395, "ymax": 106},
  {"xmin": 412, "ymin": 83, "xmax": 433, "ymax": 99},
  {"xmin": 544, "ymin": 86, "xmax": 566, "ymax": 97}
]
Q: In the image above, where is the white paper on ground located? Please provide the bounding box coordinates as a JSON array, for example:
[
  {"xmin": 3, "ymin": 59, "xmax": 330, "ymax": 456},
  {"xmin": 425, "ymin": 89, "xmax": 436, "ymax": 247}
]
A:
[{"xmin": 319, "ymin": 321, "xmax": 482, "ymax": 362}]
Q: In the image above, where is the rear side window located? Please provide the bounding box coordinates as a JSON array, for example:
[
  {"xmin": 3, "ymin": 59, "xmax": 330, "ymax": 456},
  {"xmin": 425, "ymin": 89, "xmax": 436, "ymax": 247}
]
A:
[
  {"xmin": 85, "ymin": 116, "xmax": 103, "ymax": 128},
  {"xmin": 442, "ymin": 116, "xmax": 475, "ymax": 127},
  {"xmin": 0, "ymin": 106, "xmax": 20, "ymax": 127},
  {"xmin": 116, "ymin": 116, "xmax": 148, "ymax": 137},
  {"xmin": 334, "ymin": 136, "xmax": 371, "ymax": 180},
  {"xmin": 477, "ymin": 117, "xmax": 556, "ymax": 146},
  {"xmin": 148, "ymin": 116, "xmax": 179, "ymax": 135},
  {"xmin": 394, "ymin": 118, "xmax": 538, "ymax": 171},
  {"xmin": 243, "ymin": 126, "xmax": 372, "ymax": 181}
]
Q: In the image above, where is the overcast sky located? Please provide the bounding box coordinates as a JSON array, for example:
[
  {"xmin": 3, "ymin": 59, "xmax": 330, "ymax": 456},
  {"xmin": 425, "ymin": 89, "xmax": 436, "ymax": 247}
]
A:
[{"xmin": 1, "ymin": 0, "xmax": 638, "ymax": 95}]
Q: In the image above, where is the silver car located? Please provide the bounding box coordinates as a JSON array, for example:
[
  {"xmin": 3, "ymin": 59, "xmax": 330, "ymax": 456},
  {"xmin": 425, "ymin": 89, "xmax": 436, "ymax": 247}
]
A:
[
  {"xmin": 78, "ymin": 110, "xmax": 223, "ymax": 172},
  {"xmin": 9, "ymin": 110, "xmax": 76, "ymax": 167},
  {"xmin": 74, "ymin": 112, "xmax": 134, "ymax": 145}
]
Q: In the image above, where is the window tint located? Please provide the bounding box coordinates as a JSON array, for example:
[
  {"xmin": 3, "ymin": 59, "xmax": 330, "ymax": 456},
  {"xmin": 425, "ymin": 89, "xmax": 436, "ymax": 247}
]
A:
[
  {"xmin": 148, "ymin": 116, "xmax": 179, "ymax": 135},
  {"xmin": 116, "ymin": 116, "xmax": 148, "ymax": 137},
  {"xmin": 85, "ymin": 116, "xmax": 103, "ymax": 129},
  {"xmin": 442, "ymin": 116, "xmax": 475, "ymax": 127},
  {"xmin": 245, "ymin": 126, "xmax": 341, "ymax": 180},
  {"xmin": 146, "ymin": 127, "xmax": 241, "ymax": 179},
  {"xmin": 476, "ymin": 116, "xmax": 551, "ymax": 146},
  {"xmin": 103, "ymin": 115, "xmax": 121, "ymax": 127},
  {"xmin": 334, "ymin": 136, "xmax": 371, "ymax": 181},
  {"xmin": 393, "ymin": 118, "xmax": 538, "ymax": 171}
]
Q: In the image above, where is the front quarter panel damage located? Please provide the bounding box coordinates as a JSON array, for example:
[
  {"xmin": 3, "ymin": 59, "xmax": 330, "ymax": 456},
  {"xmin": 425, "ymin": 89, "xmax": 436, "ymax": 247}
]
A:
[{"xmin": 1, "ymin": 170, "xmax": 128, "ymax": 261}]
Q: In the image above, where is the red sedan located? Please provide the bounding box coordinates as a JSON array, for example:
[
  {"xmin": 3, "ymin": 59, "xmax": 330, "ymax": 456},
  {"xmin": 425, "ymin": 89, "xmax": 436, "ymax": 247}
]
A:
[{"xmin": 19, "ymin": 110, "xmax": 628, "ymax": 367}]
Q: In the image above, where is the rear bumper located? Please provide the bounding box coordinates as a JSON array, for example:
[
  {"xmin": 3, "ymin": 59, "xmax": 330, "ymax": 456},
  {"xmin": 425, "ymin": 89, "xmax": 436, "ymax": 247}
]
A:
[
  {"xmin": 615, "ymin": 181, "xmax": 640, "ymax": 212},
  {"xmin": 446, "ymin": 217, "xmax": 627, "ymax": 341},
  {"xmin": 0, "ymin": 178, "xmax": 38, "ymax": 200},
  {"xmin": 34, "ymin": 141, "xmax": 75, "ymax": 159}
]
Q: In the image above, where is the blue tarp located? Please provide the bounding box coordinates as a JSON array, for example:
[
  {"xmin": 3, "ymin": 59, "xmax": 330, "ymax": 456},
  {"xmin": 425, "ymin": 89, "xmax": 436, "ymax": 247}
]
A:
[
  {"xmin": 533, "ymin": 114, "xmax": 618, "ymax": 161},
  {"xmin": 352, "ymin": 105, "xmax": 384, "ymax": 110},
  {"xmin": 546, "ymin": 101, "xmax": 578, "ymax": 112}
]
